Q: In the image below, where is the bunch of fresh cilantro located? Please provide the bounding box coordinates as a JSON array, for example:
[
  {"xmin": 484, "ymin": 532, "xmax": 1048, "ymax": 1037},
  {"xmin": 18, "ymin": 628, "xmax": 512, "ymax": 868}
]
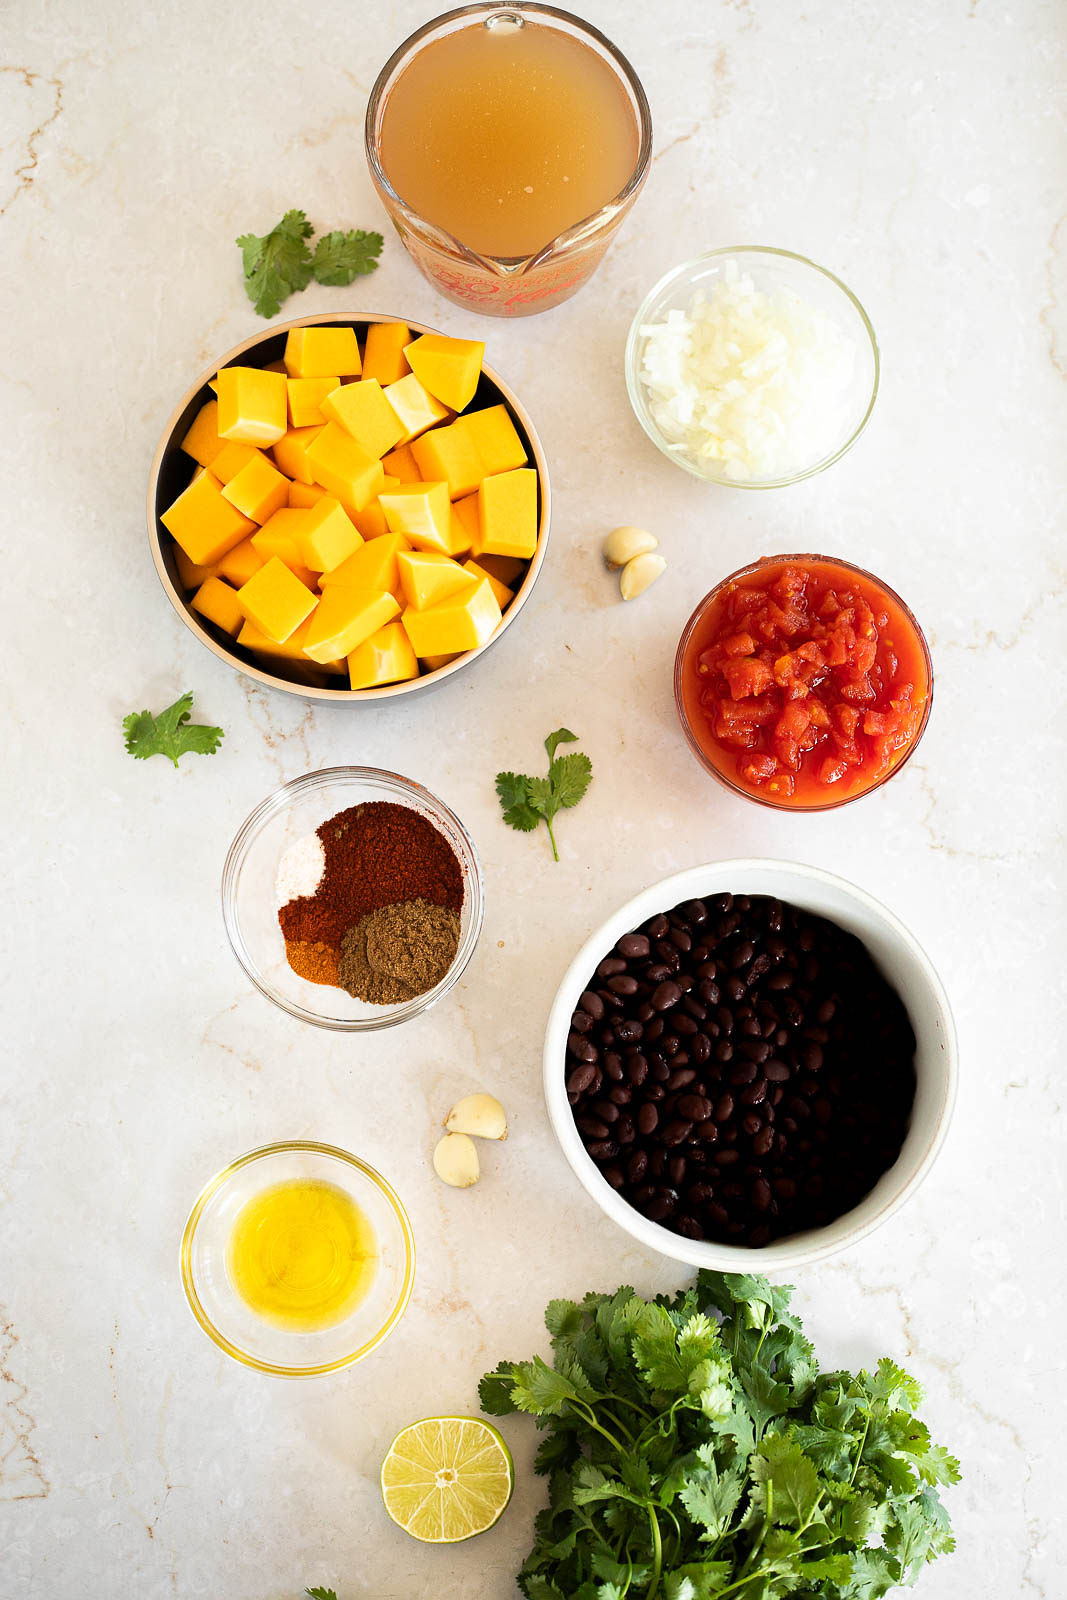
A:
[{"xmin": 481, "ymin": 1272, "xmax": 959, "ymax": 1600}]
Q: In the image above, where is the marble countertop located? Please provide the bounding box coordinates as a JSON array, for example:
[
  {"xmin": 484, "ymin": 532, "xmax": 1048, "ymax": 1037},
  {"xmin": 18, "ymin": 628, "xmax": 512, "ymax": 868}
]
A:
[{"xmin": 2, "ymin": 1, "xmax": 1064, "ymax": 1595}]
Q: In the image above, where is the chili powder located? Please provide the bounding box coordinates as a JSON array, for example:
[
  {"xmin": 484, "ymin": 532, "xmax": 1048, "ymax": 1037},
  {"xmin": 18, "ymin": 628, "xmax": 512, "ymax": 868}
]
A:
[{"xmin": 278, "ymin": 801, "xmax": 464, "ymax": 951}]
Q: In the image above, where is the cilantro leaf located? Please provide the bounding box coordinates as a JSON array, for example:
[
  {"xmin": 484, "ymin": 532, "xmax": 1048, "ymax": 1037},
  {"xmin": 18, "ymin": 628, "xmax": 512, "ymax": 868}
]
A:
[
  {"xmin": 305, "ymin": 1589, "xmax": 338, "ymax": 1600},
  {"xmin": 311, "ymin": 228, "xmax": 383, "ymax": 286},
  {"xmin": 544, "ymin": 727, "xmax": 578, "ymax": 761},
  {"xmin": 236, "ymin": 209, "xmax": 313, "ymax": 317},
  {"xmin": 549, "ymin": 752, "xmax": 593, "ymax": 809},
  {"xmin": 495, "ymin": 730, "xmax": 593, "ymax": 859},
  {"xmin": 122, "ymin": 692, "xmax": 223, "ymax": 768}
]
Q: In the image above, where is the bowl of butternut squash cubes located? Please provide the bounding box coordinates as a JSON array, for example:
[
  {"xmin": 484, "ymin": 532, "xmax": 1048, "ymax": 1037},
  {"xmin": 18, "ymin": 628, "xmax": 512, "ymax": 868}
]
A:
[{"xmin": 148, "ymin": 315, "xmax": 550, "ymax": 698}]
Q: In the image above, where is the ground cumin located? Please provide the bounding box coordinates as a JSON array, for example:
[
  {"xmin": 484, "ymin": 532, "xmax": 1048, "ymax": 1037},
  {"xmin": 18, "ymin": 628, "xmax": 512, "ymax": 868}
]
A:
[{"xmin": 338, "ymin": 900, "xmax": 461, "ymax": 1004}]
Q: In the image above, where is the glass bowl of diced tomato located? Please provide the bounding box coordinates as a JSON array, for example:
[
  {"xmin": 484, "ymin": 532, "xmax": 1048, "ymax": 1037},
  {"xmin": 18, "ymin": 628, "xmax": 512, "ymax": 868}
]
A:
[{"xmin": 674, "ymin": 555, "xmax": 932, "ymax": 810}]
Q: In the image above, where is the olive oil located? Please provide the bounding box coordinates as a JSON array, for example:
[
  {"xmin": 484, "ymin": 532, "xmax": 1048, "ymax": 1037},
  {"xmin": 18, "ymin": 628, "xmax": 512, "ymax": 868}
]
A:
[
  {"xmin": 227, "ymin": 1178, "xmax": 377, "ymax": 1332},
  {"xmin": 379, "ymin": 18, "xmax": 640, "ymax": 259}
]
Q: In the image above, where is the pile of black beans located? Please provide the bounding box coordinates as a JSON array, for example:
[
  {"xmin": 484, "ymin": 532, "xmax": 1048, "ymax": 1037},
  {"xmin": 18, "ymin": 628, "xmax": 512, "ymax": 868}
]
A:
[{"xmin": 565, "ymin": 893, "xmax": 916, "ymax": 1248}]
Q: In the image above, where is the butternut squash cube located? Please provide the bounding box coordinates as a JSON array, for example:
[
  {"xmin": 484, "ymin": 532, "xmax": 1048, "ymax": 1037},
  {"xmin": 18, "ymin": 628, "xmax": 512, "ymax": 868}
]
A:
[
  {"xmin": 398, "ymin": 551, "xmax": 478, "ymax": 611},
  {"xmin": 237, "ymin": 614, "xmax": 319, "ymax": 664},
  {"xmin": 216, "ymin": 367, "xmax": 288, "ymax": 446},
  {"xmin": 422, "ymin": 652, "xmax": 461, "ymax": 672},
  {"xmin": 476, "ymin": 552, "xmax": 528, "ymax": 587},
  {"xmin": 464, "ymin": 557, "xmax": 515, "ymax": 610},
  {"xmin": 305, "ymin": 422, "xmax": 385, "ymax": 516},
  {"xmin": 378, "ymin": 481, "xmax": 458, "ymax": 554},
  {"xmin": 381, "ymin": 442, "xmax": 422, "ymax": 483},
  {"xmin": 347, "ymin": 620, "xmax": 419, "ymax": 689},
  {"xmin": 362, "ymin": 322, "xmax": 411, "ymax": 386},
  {"xmin": 383, "ymin": 373, "xmax": 450, "ymax": 444},
  {"xmin": 410, "ymin": 418, "xmax": 484, "ymax": 499},
  {"xmin": 319, "ymin": 532, "xmax": 411, "ymax": 597},
  {"xmin": 211, "ymin": 441, "xmax": 263, "ymax": 485},
  {"xmin": 181, "ymin": 400, "xmax": 224, "ymax": 468},
  {"xmin": 251, "ymin": 509, "xmax": 313, "ymax": 569},
  {"xmin": 401, "ymin": 577, "xmax": 502, "ymax": 658},
  {"xmin": 272, "ymin": 425, "xmax": 324, "ymax": 485},
  {"xmin": 404, "ymin": 333, "xmax": 485, "ymax": 413},
  {"xmin": 476, "ymin": 467, "xmax": 538, "ymax": 559},
  {"xmin": 450, "ymin": 492, "xmax": 480, "ymax": 555},
  {"xmin": 287, "ymin": 375, "xmax": 339, "ymax": 429},
  {"xmin": 284, "ymin": 326, "xmax": 361, "ymax": 379},
  {"xmin": 237, "ymin": 556, "xmax": 318, "ymax": 642},
  {"xmin": 298, "ymin": 497, "xmax": 363, "ymax": 573},
  {"xmin": 321, "ymin": 379, "xmax": 406, "ymax": 460},
  {"xmin": 459, "ymin": 404, "xmax": 528, "ymax": 478},
  {"xmin": 221, "ymin": 452, "xmax": 290, "ymax": 524},
  {"xmin": 301, "ymin": 586, "xmax": 400, "ymax": 663},
  {"xmin": 192, "ymin": 575, "xmax": 244, "ymax": 636},
  {"xmin": 174, "ymin": 548, "xmax": 218, "ymax": 589},
  {"xmin": 161, "ymin": 471, "xmax": 256, "ymax": 567},
  {"xmin": 217, "ymin": 536, "xmax": 265, "ymax": 588},
  {"xmin": 288, "ymin": 480, "xmax": 327, "ymax": 508}
]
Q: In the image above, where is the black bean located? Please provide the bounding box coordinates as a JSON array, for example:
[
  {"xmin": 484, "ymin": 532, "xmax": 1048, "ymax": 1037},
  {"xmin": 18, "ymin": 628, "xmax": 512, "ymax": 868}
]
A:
[
  {"xmin": 680, "ymin": 899, "xmax": 708, "ymax": 924},
  {"xmin": 725, "ymin": 975, "xmax": 746, "ymax": 1002},
  {"xmin": 802, "ymin": 1042, "xmax": 824, "ymax": 1072},
  {"xmin": 678, "ymin": 1094, "xmax": 713, "ymax": 1122},
  {"xmin": 696, "ymin": 1120, "xmax": 719, "ymax": 1144},
  {"xmin": 669, "ymin": 1155, "xmax": 687, "ymax": 1186},
  {"xmin": 765, "ymin": 1060, "xmax": 790, "ymax": 1082},
  {"xmin": 626, "ymin": 1054, "xmax": 649, "ymax": 1086},
  {"xmin": 699, "ymin": 978, "xmax": 721, "ymax": 1005},
  {"xmin": 740, "ymin": 1078, "xmax": 767, "ymax": 1106},
  {"xmin": 615, "ymin": 1019, "xmax": 643, "ymax": 1044},
  {"xmin": 628, "ymin": 1150, "xmax": 648, "ymax": 1183},
  {"xmin": 571, "ymin": 1009, "xmax": 593, "ymax": 1033},
  {"xmin": 567, "ymin": 1032, "xmax": 597, "ymax": 1062},
  {"xmin": 753, "ymin": 1125, "xmax": 775, "ymax": 1156},
  {"xmin": 714, "ymin": 1093, "xmax": 735, "ymax": 1123},
  {"xmin": 637, "ymin": 1103, "xmax": 659, "ymax": 1136},
  {"xmin": 767, "ymin": 970, "xmax": 793, "ymax": 991},
  {"xmin": 740, "ymin": 1037, "xmax": 772, "ymax": 1063},
  {"xmin": 587, "ymin": 1139, "xmax": 617, "ymax": 1162},
  {"xmin": 616, "ymin": 1116, "xmax": 636, "ymax": 1144},
  {"xmin": 651, "ymin": 980, "xmax": 682, "ymax": 1011},
  {"xmin": 608, "ymin": 974, "xmax": 639, "ymax": 996},
  {"xmin": 646, "ymin": 1082, "xmax": 666, "ymax": 1102},
  {"xmin": 577, "ymin": 1116, "xmax": 609, "ymax": 1140},
  {"xmin": 715, "ymin": 1040, "xmax": 734, "ymax": 1064},
  {"xmin": 579, "ymin": 989, "xmax": 605, "ymax": 1020},
  {"xmin": 729, "ymin": 1060, "xmax": 758, "ymax": 1086},
  {"xmin": 618, "ymin": 932, "xmax": 651, "ymax": 959},
  {"xmin": 667, "ymin": 1067, "xmax": 696, "ymax": 1091},
  {"xmin": 692, "ymin": 1033, "xmax": 712, "ymax": 1064},
  {"xmin": 603, "ymin": 1055, "xmax": 625, "ymax": 1081},
  {"xmin": 662, "ymin": 1120, "xmax": 693, "ymax": 1146},
  {"xmin": 597, "ymin": 957, "xmax": 626, "ymax": 979},
  {"xmin": 645, "ymin": 913, "xmax": 669, "ymax": 939},
  {"xmin": 608, "ymin": 1084, "xmax": 632, "ymax": 1106},
  {"xmin": 567, "ymin": 1064, "xmax": 596, "ymax": 1095}
]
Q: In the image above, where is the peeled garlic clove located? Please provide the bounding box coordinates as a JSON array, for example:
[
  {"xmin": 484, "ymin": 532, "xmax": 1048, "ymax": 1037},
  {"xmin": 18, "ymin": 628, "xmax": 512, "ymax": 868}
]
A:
[
  {"xmin": 620, "ymin": 552, "xmax": 667, "ymax": 600},
  {"xmin": 603, "ymin": 525, "xmax": 658, "ymax": 570},
  {"xmin": 445, "ymin": 1092, "xmax": 508, "ymax": 1141},
  {"xmin": 433, "ymin": 1132, "xmax": 480, "ymax": 1187}
]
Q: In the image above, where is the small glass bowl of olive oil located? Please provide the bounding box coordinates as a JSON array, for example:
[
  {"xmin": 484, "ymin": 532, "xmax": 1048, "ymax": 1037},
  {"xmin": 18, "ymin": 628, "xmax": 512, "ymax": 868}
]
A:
[{"xmin": 181, "ymin": 1142, "xmax": 415, "ymax": 1376}]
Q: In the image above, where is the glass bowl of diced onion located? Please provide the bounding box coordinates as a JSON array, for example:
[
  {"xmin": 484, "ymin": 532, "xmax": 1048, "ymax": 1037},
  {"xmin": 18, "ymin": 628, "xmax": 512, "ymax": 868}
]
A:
[{"xmin": 624, "ymin": 247, "xmax": 879, "ymax": 488}]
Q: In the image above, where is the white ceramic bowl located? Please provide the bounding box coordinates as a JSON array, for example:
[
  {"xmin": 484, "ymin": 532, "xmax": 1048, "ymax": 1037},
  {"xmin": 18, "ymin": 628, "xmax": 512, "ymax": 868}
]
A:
[{"xmin": 543, "ymin": 860, "xmax": 956, "ymax": 1271}]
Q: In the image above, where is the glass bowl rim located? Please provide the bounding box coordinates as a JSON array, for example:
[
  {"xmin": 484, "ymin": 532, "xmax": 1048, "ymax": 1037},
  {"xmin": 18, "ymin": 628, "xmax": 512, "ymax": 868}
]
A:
[
  {"xmin": 179, "ymin": 1139, "xmax": 417, "ymax": 1377},
  {"xmin": 673, "ymin": 552, "xmax": 933, "ymax": 812},
  {"xmin": 221, "ymin": 765, "xmax": 485, "ymax": 1029},
  {"xmin": 624, "ymin": 245, "xmax": 880, "ymax": 489}
]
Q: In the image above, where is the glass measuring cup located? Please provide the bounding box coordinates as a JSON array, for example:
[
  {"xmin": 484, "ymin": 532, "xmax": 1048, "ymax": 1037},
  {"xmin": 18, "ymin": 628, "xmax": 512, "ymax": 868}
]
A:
[{"xmin": 365, "ymin": 4, "xmax": 652, "ymax": 317}]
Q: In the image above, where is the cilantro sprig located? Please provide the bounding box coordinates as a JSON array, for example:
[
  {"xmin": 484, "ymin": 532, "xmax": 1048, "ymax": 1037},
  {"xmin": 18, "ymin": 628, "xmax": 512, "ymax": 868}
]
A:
[
  {"xmin": 304, "ymin": 1588, "xmax": 338, "ymax": 1600},
  {"xmin": 482, "ymin": 1272, "xmax": 960, "ymax": 1600},
  {"xmin": 236, "ymin": 210, "xmax": 382, "ymax": 317},
  {"xmin": 122, "ymin": 692, "xmax": 223, "ymax": 768},
  {"xmin": 496, "ymin": 728, "xmax": 593, "ymax": 861}
]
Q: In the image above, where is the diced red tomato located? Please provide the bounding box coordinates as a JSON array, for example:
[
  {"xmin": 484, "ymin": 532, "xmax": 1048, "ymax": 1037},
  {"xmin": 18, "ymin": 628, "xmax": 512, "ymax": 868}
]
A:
[{"xmin": 681, "ymin": 558, "xmax": 930, "ymax": 807}]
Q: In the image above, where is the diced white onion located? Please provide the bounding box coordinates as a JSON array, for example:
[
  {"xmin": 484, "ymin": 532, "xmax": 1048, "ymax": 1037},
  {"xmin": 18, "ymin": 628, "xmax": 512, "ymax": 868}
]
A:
[{"xmin": 637, "ymin": 261, "xmax": 857, "ymax": 482}]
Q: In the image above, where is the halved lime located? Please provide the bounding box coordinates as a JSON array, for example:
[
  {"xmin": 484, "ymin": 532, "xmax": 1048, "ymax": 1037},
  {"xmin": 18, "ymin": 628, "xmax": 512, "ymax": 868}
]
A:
[{"xmin": 380, "ymin": 1415, "xmax": 514, "ymax": 1543}]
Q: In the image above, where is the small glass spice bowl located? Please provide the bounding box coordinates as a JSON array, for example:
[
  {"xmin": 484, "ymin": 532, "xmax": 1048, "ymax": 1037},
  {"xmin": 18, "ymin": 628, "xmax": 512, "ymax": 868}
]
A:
[
  {"xmin": 181, "ymin": 1141, "xmax": 416, "ymax": 1376},
  {"xmin": 221, "ymin": 767, "xmax": 484, "ymax": 1030}
]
